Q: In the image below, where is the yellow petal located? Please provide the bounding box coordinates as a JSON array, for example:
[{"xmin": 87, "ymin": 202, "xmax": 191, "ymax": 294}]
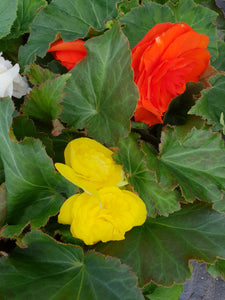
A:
[
  {"xmin": 56, "ymin": 137, "xmax": 124, "ymax": 193},
  {"xmin": 69, "ymin": 187, "xmax": 147, "ymax": 245},
  {"xmin": 58, "ymin": 194, "xmax": 80, "ymax": 225},
  {"xmin": 55, "ymin": 162, "xmax": 99, "ymax": 195}
]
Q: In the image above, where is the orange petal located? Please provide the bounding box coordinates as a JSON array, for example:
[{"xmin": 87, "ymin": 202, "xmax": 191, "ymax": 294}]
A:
[
  {"xmin": 47, "ymin": 39, "xmax": 87, "ymax": 70},
  {"xmin": 134, "ymin": 105, "xmax": 163, "ymax": 126}
]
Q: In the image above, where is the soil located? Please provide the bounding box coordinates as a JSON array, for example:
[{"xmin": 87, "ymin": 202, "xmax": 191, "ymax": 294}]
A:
[{"xmin": 179, "ymin": 261, "xmax": 225, "ymax": 300}]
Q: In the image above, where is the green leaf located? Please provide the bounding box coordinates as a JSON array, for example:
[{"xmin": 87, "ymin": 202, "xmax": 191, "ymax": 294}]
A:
[
  {"xmin": 23, "ymin": 73, "xmax": 71, "ymax": 122},
  {"xmin": 96, "ymin": 202, "xmax": 225, "ymax": 286},
  {"xmin": 117, "ymin": 134, "xmax": 181, "ymax": 217},
  {"xmin": 60, "ymin": 23, "xmax": 139, "ymax": 145},
  {"xmin": 0, "ymin": 230, "xmax": 144, "ymax": 299},
  {"xmin": 52, "ymin": 129, "xmax": 84, "ymax": 163},
  {"xmin": 189, "ymin": 74, "xmax": 225, "ymax": 132},
  {"xmin": 120, "ymin": 1, "xmax": 175, "ymax": 48},
  {"xmin": 196, "ymin": 0, "xmax": 225, "ymax": 40},
  {"xmin": 212, "ymin": 192, "xmax": 225, "ymax": 213},
  {"xmin": 168, "ymin": 0, "xmax": 218, "ymax": 60},
  {"xmin": 117, "ymin": 0, "xmax": 139, "ymax": 15},
  {"xmin": 144, "ymin": 283, "xmax": 183, "ymax": 300},
  {"xmin": 0, "ymin": 98, "xmax": 75, "ymax": 236},
  {"xmin": 19, "ymin": 0, "xmax": 118, "ymax": 65},
  {"xmin": 2, "ymin": 0, "xmax": 47, "ymax": 40},
  {"xmin": 143, "ymin": 126, "xmax": 225, "ymax": 202},
  {"xmin": 0, "ymin": 156, "xmax": 5, "ymax": 185},
  {"xmin": 212, "ymin": 41, "xmax": 225, "ymax": 71},
  {"xmin": 0, "ymin": 183, "xmax": 7, "ymax": 227},
  {"xmin": 12, "ymin": 115, "xmax": 54, "ymax": 158},
  {"xmin": 163, "ymin": 82, "xmax": 203, "ymax": 126},
  {"xmin": 121, "ymin": 0, "xmax": 217, "ymax": 59},
  {"xmin": 25, "ymin": 63, "xmax": 57, "ymax": 85},
  {"xmin": 208, "ymin": 259, "xmax": 225, "ymax": 280},
  {"xmin": 0, "ymin": 0, "xmax": 18, "ymax": 39}
]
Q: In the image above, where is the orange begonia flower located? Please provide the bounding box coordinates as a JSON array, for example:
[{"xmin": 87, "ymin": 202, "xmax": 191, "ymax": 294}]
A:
[
  {"xmin": 132, "ymin": 22, "xmax": 210, "ymax": 126},
  {"xmin": 47, "ymin": 39, "xmax": 87, "ymax": 70}
]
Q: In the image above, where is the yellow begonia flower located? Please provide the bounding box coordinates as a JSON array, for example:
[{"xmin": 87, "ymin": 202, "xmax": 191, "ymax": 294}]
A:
[
  {"xmin": 58, "ymin": 186, "xmax": 147, "ymax": 245},
  {"xmin": 55, "ymin": 138, "xmax": 124, "ymax": 194}
]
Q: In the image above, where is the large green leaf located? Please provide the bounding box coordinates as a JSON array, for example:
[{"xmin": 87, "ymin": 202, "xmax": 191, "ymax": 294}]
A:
[
  {"xmin": 0, "ymin": 0, "xmax": 17, "ymax": 39},
  {"xmin": 0, "ymin": 183, "xmax": 6, "ymax": 227},
  {"xmin": 0, "ymin": 230, "xmax": 143, "ymax": 299},
  {"xmin": 120, "ymin": 1, "xmax": 175, "ymax": 48},
  {"xmin": 189, "ymin": 74, "xmax": 225, "ymax": 132},
  {"xmin": 143, "ymin": 126, "xmax": 225, "ymax": 202},
  {"xmin": 19, "ymin": 0, "xmax": 118, "ymax": 65},
  {"xmin": 60, "ymin": 23, "xmax": 139, "ymax": 145},
  {"xmin": 120, "ymin": 0, "xmax": 217, "ymax": 59},
  {"xmin": 96, "ymin": 202, "xmax": 225, "ymax": 286},
  {"xmin": 117, "ymin": 134, "xmax": 181, "ymax": 217},
  {"xmin": 2, "ymin": 0, "xmax": 47, "ymax": 40},
  {"xmin": 0, "ymin": 98, "xmax": 76, "ymax": 236}
]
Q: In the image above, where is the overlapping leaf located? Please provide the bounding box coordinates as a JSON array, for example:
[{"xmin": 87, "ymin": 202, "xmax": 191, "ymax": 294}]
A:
[
  {"xmin": 212, "ymin": 41, "xmax": 225, "ymax": 71},
  {"xmin": 0, "ymin": 230, "xmax": 143, "ymax": 299},
  {"xmin": 120, "ymin": 1, "xmax": 175, "ymax": 48},
  {"xmin": 167, "ymin": 0, "xmax": 218, "ymax": 59},
  {"xmin": 143, "ymin": 126, "xmax": 225, "ymax": 203},
  {"xmin": 208, "ymin": 259, "xmax": 225, "ymax": 280},
  {"xmin": 23, "ymin": 65, "xmax": 71, "ymax": 122},
  {"xmin": 189, "ymin": 74, "xmax": 225, "ymax": 132},
  {"xmin": 143, "ymin": 283, "xmax": 183, "ymax": 300},
  {"xmin": 19, "ymin": 0, "xmax": 118, "ymax": 65},
  {"xmin": 117, "ymin": 133, "xmax": 181, "ymax": 217},
  {"xmin": 2, "ymin": 0, "xmax": 47, "ymax": 40},
  {"xmin": 0, "ymin": 0, "xmax": 17, "ymax": 39},
  {"xmin": 96, "ymin": 202, "xmax": 225, "ymax": 286},
  {"xmin": 120, "ymin": 0, "xmax": 217, "ymax": 59},
  {"xmin": 0, "ymin": 98, "xmax": 76, "ymax": 237},
  {"xmin": 60, "ymin": 23, "xmax": 139, "ymax": 145}
]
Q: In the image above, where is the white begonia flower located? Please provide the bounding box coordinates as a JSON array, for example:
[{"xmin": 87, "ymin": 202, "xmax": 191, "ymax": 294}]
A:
[{"xmin": 0, "ymin": 52, "xmax": 30, "ymax": 98}]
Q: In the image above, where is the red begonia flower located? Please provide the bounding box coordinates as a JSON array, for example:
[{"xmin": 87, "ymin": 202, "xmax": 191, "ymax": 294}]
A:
[
  {"xmin": 132, "ymin": 22, "xmax": 210, "ymax": 126},
  {"xmin": 47, "ymin": 39, "xmax": 87, "ymax": 70}
]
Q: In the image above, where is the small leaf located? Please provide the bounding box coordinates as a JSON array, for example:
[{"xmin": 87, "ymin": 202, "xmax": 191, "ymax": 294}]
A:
[
  {"xmin": 25, "ymin": 63, "xmax": 57, "ymax": 85},
  {"xmin": 96, "ymin": 202, "xmax": 225, "ymax": 286},
  {"xmin": 0, "ymin": 98, "xmax": 75, "ymax": 237},
  {"xmin": 61, "ymin": 23, "xmax": 139, "ymax": 145},
  {"xmin": 117, "ymin": 133, "xmax": 181, "ymax": 217},
  {"xmin": 19, "ymin": 0, "xmax": 118, "ymax": 65},
  {"xmin": 143, "ymin": 126, "xmax": 225, "ymax": 202},
  {"xmin": 0, "ymin": 230, "xmax": 144, "ymax": 299},
  {"xmin": 117, "ymin": 0, "xmax": 139, "ymax": 15},
  {"xmin": 144, "ymin": 283, "xmax": 183, "ymax": 300},
  {"xmin": 23, "ymin": 72, "xmax": 71, "ymax": 122},
  {"xmin": 0, "ymin": 0, "xmax": 18, "ymax": 39},
  {"xmin": 208, "ymin": 259, "xmax": 225, "ymax": 280},
  {"xmin": 189, "ymin": 74, "xmax": 225, "ymax": 132}
]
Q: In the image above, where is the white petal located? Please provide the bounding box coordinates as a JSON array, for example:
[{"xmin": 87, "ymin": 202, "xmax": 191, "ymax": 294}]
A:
[{"xmin": 0, "ymin": 64, "xmax": 19, "ymax": 98}]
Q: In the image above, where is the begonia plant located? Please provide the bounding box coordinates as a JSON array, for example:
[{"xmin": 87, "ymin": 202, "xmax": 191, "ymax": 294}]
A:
[{"xmin": 0, "ymin": 0, "xmax": 225, "ymax": 299}]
